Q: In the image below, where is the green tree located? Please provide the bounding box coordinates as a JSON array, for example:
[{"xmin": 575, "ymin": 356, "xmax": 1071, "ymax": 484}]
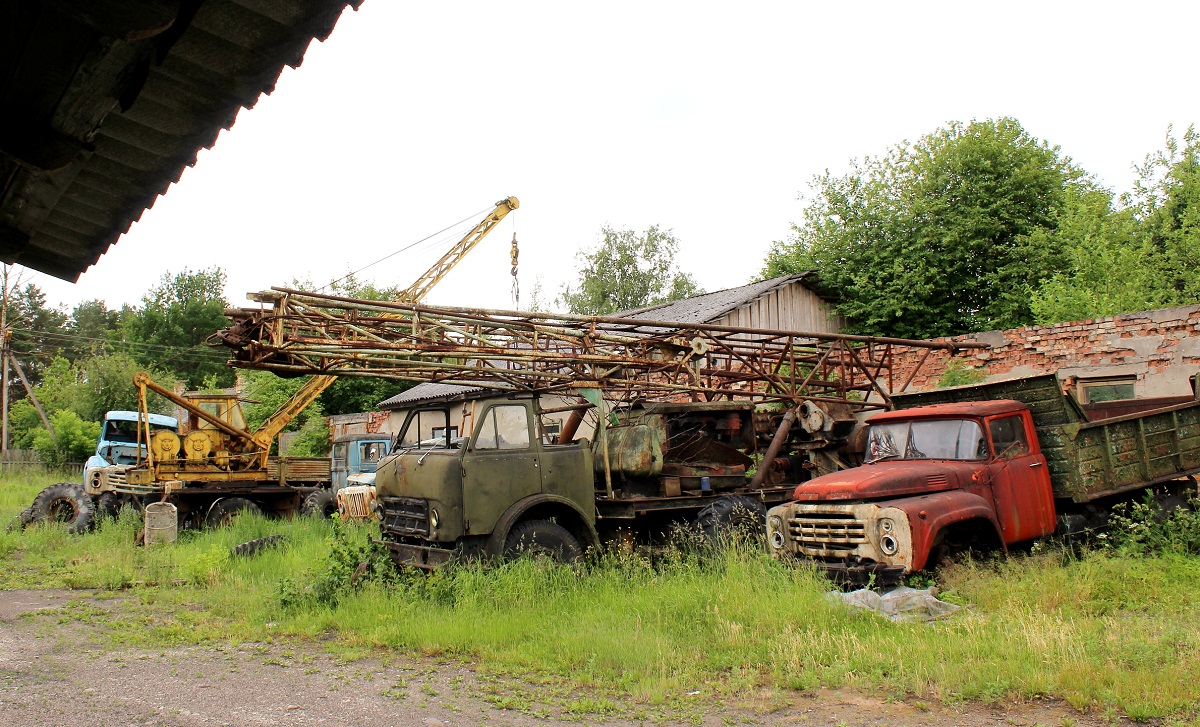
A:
[
  {"xmin": 763, "ymin": 118, "xmax": 1081, "ymax": 338},
  {"xmin": 65, "ymin": 299, "xmax": 119, "ymax": 358},
  {"xmin": 1031, "ymin": 125, "xmax": 1200, "ymax": 324},
  {"xmin": 116, "ymin": 267, "xmax": 233, "ymax": 388},
  {"xmin": 558, "ymin": 225, "xmax": 702, "ymax": 315}
]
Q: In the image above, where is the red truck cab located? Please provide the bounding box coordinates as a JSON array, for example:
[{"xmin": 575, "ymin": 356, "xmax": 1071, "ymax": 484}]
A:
[{"xmin": 767, "ymin": 400, "xmax": 1057, "ymax": 584}]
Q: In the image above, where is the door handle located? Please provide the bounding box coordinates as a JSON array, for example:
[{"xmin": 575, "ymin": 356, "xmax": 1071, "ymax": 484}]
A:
[{"xmin": 1029, "ymin": 462, "xmax": 1043, "ymax": 468}]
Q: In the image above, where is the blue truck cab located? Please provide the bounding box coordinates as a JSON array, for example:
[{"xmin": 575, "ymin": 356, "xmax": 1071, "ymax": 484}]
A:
[
  {"xmin": 331, "ymin": 433, "xmax": 391, "ymax": 490},
  {"xmin": 83, "ymin": 411, "xmax": 178, "ymax": 492}
]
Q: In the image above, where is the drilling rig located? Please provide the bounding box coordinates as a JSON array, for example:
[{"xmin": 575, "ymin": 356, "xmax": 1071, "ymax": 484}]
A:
[{"xmin": 215, "ymin": 289, "xmax": 977, "ymax": 565}]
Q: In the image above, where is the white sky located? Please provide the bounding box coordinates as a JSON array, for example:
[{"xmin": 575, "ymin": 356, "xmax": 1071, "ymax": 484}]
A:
[{"xmin": 29, "ymin": 0, "xmax": 1200, "ymax": 314}]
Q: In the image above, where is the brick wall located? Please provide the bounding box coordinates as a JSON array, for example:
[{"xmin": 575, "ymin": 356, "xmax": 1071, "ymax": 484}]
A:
[{"xmin": 890, "ymin": 305, "xmax": 1200, "ymax": 397}]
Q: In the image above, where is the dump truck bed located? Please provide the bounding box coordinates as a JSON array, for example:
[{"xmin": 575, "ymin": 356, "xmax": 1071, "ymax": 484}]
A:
[{"xmin": 891, "ymin": 375, "xmax": 1200, "ymax": 502}]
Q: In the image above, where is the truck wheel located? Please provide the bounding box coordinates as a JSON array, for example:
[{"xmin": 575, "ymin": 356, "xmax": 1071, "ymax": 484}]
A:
[
  {"xmin": 205, "ymin": 497, "xmax": 263, "ymax": 528},
  {"xmin": 300, "ymin": 490, "xmax": 338, "ymax": 518},
  {"xmin": 695, "ymin": 495, "xmax": 767, "ymax": 545},
  {"xmin": 27, "ymin": 483, "xmax": 96, "ymax": 534},
  {"xmin": 503, "ymin": 520, "xmax": 583, "ymax": 563},
  {"xmin": 94, "ymin": 492, "xmax": 124, "ymax": 521}
]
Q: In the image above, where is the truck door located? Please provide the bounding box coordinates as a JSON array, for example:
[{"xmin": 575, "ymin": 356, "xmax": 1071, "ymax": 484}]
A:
[
  {"xmin": 986, "ymin": 413, "xmax": 1056, "ymax": 543},
  {"xmin": 461, "ymin": 403, "xmax": 540, "ymax": 536}
]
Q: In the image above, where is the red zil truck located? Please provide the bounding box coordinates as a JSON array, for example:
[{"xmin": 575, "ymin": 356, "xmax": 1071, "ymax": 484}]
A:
[{"xmin": 765, "ymin": 374, "xmax": 1200, "ymax": 584}]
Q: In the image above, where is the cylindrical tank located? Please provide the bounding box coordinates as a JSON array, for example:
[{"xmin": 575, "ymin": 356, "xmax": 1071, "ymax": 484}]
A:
[{"xmin": 144, "ymin": 502, "xmax": 178, "ymax": 545}]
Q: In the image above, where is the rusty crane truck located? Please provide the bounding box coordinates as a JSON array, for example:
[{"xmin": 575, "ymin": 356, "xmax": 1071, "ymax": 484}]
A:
[{"xmin": 215, "ymin": 289, "xmax": 968, "ymax": 565}]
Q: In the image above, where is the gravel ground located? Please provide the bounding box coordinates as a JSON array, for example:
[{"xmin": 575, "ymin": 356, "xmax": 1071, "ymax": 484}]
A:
[{"xmin": 0, "ymin": 589, "xmax": 1129, "ymax": 727}]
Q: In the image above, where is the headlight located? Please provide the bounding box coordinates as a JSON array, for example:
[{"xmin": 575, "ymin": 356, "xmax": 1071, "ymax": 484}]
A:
[
  {"xmin": 879, "ymin": 518, "xmax": 894, "ymax": 533},
  {"xmin": 768, "ymin": 515, "xmax": 785, "ymax": 549},
  {"xmin": 879, "ymin": 533, "xmax": 898, "ymax": 555},
  {"xmin": 429, "ymin": 508, "xmax": 440, "ymax": 529}
]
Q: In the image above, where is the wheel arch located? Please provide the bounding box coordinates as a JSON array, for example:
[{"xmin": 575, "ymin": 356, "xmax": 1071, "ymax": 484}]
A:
[{"xmin": 484, "ymin": 494, "xmax": 598, "ymax": 557}]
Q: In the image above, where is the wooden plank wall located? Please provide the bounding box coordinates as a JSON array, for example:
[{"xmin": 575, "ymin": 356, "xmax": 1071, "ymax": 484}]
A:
[{"xmin": 714, "ymin": 281, "xmax": 846, "ymax": 333}]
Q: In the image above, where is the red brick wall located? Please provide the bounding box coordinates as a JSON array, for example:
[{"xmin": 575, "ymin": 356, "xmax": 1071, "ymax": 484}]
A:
[{"xmin": 890, "ymin": 305, "xmax": 1200, "ymax": 397}]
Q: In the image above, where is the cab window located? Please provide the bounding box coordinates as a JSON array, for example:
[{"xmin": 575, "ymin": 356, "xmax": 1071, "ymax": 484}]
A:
[
  {"xmin": 474, "ymin": 405, "xmax": 531, "ymax": 450},
  {"xmin": 988, "ymin": 415, "xmax": 1029, "ymax": 458}
]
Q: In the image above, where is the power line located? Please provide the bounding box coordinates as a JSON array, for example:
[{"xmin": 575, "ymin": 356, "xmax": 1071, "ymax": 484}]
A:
[{"xmin": 320, "ymin": 205, "xmax": 492, "ymax": 293}]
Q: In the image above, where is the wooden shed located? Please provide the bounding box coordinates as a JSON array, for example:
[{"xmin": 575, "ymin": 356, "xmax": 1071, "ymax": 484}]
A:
[{"xmin": 618, "ymin": 273, "xmax": 844, "ymax": 333}]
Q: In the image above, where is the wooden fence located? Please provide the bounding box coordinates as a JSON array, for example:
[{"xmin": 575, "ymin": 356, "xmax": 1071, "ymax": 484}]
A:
[{"xmin": 0, "ymin": 449, "xmax": 83, "ymax": 477}]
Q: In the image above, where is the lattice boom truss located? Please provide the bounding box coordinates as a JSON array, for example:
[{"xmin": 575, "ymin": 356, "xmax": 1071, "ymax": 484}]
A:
[{"xmin": 215, "ymin": 289, "xmax": 981, "ymax": 409}]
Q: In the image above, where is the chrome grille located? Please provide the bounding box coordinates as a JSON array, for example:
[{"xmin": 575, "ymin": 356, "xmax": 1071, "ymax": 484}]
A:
[
  {"xmin": 787, "ymin": 512, "xmax": 867, "ymax": 551},
  {"xmin": 380, "ymin": 496, "xmax": 430, "ymax": 537}
]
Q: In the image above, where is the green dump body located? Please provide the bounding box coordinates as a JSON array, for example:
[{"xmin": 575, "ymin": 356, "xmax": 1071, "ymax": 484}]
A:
[{"xmin": 891, "ymin": 374, "xmax": 1200, "ymax": 503}]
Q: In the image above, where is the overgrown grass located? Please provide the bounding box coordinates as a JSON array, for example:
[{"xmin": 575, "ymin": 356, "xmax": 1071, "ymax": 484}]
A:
[{"xmin": 3, "ymin": 473, "xmax": 1200, "ymax": 722}]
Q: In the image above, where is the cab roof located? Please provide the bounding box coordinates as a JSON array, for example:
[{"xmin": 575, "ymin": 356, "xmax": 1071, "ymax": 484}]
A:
[
  {"xmin": 868, "ymin": 399, "xmax": 1027, "ymax": 423},
  {"xmin": 104, "ymin": 411, "xmax": 178, "ymax": 427}
]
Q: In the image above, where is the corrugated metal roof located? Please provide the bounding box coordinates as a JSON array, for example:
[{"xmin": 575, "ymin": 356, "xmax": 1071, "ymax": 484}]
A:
[
  {"xmin": 378, "ymin": 382, "xmax": 486, "ymax": 410},
  {"xmin": 0, "ymin": 0, "xmax": 362, "ymax": 281},
  {"xmin": 618, "ymin": 273, "xmax": 814, "ymax": 324}
]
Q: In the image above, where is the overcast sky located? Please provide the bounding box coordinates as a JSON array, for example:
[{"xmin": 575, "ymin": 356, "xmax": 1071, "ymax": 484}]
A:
[{"xmin": 29, "ymin": 0, "xmax": 1200, "ymax": 315}]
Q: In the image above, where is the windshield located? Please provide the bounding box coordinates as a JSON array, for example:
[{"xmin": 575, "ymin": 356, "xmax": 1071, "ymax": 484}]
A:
[
  {"xmin": 102, "ymin": 419, "xmax": 175, "ymax": 444},
  {"xmin": 397, "ymin": 408, "xmax": 458, "ymax": 450},
  {"xmin": 866, "ymin": 419, "xmax": 987, "ymax": 462}
]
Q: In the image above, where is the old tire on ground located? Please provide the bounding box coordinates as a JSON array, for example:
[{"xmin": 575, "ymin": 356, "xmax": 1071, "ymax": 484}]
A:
[
  {"xmin": 7, "ymin": 506, "xmax": 35, "ymax": 532},
  {"xmin": 205, "ymin": 497, "xmax": 263, "ymax": 529},
  {"xmin": 27, "ymin": 483, "xmax": 96, "ymax": 534},
  {"xmin": 300, "ymin": 490, "xmax": 338, "ymax": 518},
  {"xmin": 695, "ymin": 494, "xmax": 767, "ymax": 545},
  {"xmin": 503, "ymin": 520, "xmax": 583, "ymax": 563},
  {"xmin": 230, "ymin": 534, "xmax": 288, "ymax": 557}
]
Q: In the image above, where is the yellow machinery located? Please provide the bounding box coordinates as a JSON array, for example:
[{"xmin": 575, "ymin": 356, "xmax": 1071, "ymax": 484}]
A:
[{"xmin": 100, "ymin": 197, "xmax": 519, "ymax": 515}]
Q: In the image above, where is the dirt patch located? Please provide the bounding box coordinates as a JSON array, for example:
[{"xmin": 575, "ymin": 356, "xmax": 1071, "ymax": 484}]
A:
[{"xmin": 0, "ymin": 588, "xmax": 1132, "ymax": 727}]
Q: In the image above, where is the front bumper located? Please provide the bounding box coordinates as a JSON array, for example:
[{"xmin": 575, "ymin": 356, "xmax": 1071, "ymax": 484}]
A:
[
  {"xmin": 805, "ymin": 557, "xmax": 906, "ymax": 587},
  {"xmin": 376, "ymin": 539, "xmax": 456, "ymax": 570}
]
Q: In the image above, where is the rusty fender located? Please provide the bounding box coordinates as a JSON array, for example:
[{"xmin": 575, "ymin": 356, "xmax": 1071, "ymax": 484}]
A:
[{"xmin": 888, "ymin": 490, "xmax": 1005, "ymax": 571}]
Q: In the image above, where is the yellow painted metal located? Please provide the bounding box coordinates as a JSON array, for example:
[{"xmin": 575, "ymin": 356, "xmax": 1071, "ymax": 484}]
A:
[{"xmin": 399, "ymin": 197, "xmax": 518, "ymax": 303}]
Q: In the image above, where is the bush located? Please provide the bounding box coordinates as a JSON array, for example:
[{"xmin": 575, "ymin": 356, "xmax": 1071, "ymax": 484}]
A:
[
  {"xmin": 31, "ymin": 410, "xmax": 101, "ymax": 466},
  {"xmin": 1102, "ymin": 492, "xmax": 1200, "ymax": 556}
]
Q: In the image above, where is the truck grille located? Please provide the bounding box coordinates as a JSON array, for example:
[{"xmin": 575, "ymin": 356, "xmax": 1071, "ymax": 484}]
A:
[
  {"xmin": 380, "ymin": 496, "xmax": 430, "ymax": 537},
  {"xmin": 336, "ymin": 485, "xmax": 378, "ymax": 522},
  {"xmin": 787, "ymin": 512, "xmax": 867, "ymax": 551}
]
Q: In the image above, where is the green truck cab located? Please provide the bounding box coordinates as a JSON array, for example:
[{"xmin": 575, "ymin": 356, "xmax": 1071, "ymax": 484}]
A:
[{"xmin": 376, "ymin": 396, "xmax": 600, "ymax": 567}]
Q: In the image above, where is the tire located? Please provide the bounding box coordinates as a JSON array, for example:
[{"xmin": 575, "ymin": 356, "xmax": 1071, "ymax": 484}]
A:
[
  {"xmin": 695, "ymin": 495, "xmax": 767, "ymax": 545},
  {"xmin": 230, "ymin": 534, "xmax": 287, "ymax": 557},
  {"xmin": 7, "ymin": 506, "xmax": 35, "ymax": 533},
  {"xmin": 27, "ymin": 483, "xmax": 96, "ymax": 534},
  {"xmin": 205, "ymin": 497, "xmax": 263, "ymax": 529},
  {"xmin": 94, "ymin": 492, "xmax": 123, "ymax": 521},
  {"xmin": 300, "ymin": 490, "xmax": 338, "ymax": 519},
  {"xmin": 503, "ymin": 520, "xmax": 583, "ymax": 563}
]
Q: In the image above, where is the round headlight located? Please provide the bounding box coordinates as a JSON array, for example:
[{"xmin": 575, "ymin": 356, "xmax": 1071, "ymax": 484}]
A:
[
  {"xmin": 879, "ymin": 534, "xmax": 898, "ymax": 555},
  {"xmin": 879, "ymin": 518, "xmax": 894, "ymax": 533},
  {"xmin": 429, "ymin": 508, "xmax": 440, "ymax": 529},
  {"xmin": 770, "ymin": 530, "xmax": 785, "ymax": 549}
]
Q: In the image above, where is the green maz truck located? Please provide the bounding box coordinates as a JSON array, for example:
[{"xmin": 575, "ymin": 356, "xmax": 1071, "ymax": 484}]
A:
[
  {"xmin": 373, "ymin": 393, "xmax": 849, "ymax": 568},
  {"xmin": 765, "ymin": 374, "xmax": 1200, "ymax": 585}
]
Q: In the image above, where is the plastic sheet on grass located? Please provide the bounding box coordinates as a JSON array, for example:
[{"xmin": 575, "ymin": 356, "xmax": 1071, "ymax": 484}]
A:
[{"xmin": 828, "ymin": 586, "xmax": 961, "ymax": 622}]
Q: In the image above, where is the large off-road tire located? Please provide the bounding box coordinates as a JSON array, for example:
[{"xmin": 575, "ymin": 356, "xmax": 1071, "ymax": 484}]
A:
[
  {"xmin": 204, "ymin": 497, "xmax": 263, "ymax": 529},
  {"xmin": 503, "ymin": 520, "xmax": 583, "ymax": 563},
  {"xmin": 27, "ymin": 483, "xmax": 96, "ymax": 534},
  {"xmin": 300, "ymin": 490, "xmax": 338, "ymax": 519},
  {"xmin": 695, "ymin": 494, "xmax": 767, "ymax": 545},
  {"xmin": 230, "ymin": 534, "xmax": 287, "ymax": 557}
]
